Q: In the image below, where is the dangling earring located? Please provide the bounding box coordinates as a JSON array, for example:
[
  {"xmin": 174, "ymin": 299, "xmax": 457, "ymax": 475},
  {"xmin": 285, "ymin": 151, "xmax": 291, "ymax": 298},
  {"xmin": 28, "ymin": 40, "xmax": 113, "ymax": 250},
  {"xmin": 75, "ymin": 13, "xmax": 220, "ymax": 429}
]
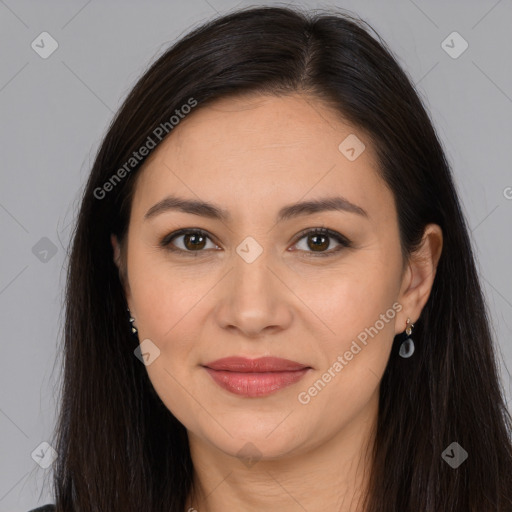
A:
[
  {"xmin": 127, "ymin": 307, "xmax": 138, "ymax": 337},
  {"xmin": 399, "ymin": 317, "xmax": 415, "ymax": 358}
]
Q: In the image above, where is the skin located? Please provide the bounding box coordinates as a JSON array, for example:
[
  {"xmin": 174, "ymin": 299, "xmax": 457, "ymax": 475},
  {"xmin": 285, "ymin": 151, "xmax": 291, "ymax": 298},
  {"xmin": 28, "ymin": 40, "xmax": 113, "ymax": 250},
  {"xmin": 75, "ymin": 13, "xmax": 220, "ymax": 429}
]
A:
[{"xmin": 112, "ymin": 93, "xmax": 443, "ymax": 512}]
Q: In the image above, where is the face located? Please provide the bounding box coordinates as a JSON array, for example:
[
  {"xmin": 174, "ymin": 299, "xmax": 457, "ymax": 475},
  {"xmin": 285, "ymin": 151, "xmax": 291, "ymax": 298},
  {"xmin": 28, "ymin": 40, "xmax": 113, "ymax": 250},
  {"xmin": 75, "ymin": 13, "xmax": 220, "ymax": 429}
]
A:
[{"xmin": 113, "ymin": 93, "xmax": 421, "ymax": 461}]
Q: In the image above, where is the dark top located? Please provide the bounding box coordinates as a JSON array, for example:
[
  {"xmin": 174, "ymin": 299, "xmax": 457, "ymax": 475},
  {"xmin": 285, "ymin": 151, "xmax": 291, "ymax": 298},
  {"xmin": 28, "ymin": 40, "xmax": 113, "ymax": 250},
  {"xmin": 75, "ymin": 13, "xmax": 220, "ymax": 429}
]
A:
[{"xmin": 28, "ymin": 506, "xmax": 55, "ymax": 512}]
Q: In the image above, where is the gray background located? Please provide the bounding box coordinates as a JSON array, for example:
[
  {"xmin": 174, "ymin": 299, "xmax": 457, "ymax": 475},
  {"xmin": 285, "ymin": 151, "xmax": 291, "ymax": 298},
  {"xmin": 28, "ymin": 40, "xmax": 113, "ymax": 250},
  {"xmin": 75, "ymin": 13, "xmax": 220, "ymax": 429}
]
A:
[{"xmin": 1, "ymin": 0, "xmax": 511, "ymax": 509}]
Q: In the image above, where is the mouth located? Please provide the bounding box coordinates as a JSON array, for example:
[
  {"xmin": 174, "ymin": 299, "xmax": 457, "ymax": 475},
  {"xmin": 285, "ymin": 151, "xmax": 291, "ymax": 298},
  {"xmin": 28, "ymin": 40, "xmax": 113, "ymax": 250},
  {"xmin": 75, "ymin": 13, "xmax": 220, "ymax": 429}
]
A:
[{"xmin": 202, "ymin": 356, "xmax": 312, "ymax": 397}]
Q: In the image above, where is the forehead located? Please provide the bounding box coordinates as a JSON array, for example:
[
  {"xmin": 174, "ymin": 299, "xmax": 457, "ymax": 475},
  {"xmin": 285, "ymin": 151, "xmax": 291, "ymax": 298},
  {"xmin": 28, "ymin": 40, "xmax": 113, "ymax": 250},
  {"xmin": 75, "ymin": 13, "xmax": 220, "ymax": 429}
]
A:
[{"xmin": 131, "ymin": 93, "xmax": 395, "ymax": 224}]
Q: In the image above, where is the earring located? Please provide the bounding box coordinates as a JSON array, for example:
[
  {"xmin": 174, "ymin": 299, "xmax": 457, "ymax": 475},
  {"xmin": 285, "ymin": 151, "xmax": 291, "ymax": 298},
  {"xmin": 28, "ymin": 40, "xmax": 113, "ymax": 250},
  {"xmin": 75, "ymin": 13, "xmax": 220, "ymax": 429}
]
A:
[
  {"xmin": 127, "ymin": 307, "xmax": 138, "ymax": 336},
  {"xmin": 399, "ymin": 317, "xmax": 415, "ymax": 358}
]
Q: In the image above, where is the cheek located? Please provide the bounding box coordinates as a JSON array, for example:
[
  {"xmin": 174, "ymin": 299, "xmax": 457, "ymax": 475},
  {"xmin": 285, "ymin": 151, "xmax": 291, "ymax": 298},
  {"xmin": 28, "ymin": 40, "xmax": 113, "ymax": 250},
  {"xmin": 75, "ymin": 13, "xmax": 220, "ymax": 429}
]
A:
[
  {"xmin": 127, "ymin": 243, "xmax": 211, "ymax": 340},
  {"xmin": 294, "ymin": 255, "xmax": 401, "ymax": 418},
  {"xmin": 293, "ymin": 255, "xmax": 400, "ymax": 347},
  {"xmin": 126, "ymin": 250, "xmax": 211, "ymax": 424},
  {"xmin": 293, "ymin": 255, "xmax": 401, "ymax": 397},
  {"xmin": 331, "ymin": 271, "xmax": 399, "ymax": 342}
]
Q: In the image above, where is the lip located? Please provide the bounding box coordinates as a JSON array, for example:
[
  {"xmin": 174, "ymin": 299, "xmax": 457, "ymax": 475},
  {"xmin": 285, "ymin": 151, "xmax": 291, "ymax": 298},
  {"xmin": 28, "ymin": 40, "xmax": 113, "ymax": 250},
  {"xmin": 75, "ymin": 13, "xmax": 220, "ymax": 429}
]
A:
[
  {"xmin": 202, "ymin": 357, "xmax": 311, "ymax": 397},
  {"xmin": 204, "ymin": 356, "xmax": 309, "ymax": 372}
]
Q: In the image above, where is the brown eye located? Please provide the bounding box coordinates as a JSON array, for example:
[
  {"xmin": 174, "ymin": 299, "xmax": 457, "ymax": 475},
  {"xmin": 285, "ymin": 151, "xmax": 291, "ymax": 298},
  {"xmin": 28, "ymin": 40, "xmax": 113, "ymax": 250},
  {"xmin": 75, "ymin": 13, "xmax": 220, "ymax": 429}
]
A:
[
  {"xmin": 160, "ymin": 229, "xmax": 218, "ymax": 254},
  {"xmin": 306, "ymin": 232, "xmax": 330, "ymax": 251},
  {"xmin": 160, "ymin": 227, "xmax": 351, "ymax": 258},
  {"xmin": 292, "ymin": 228, "xmax": 352, "ymax": 257},
  {"xmin": 182, "ymin": 232, "xmax": 207, "ymax": 250}
]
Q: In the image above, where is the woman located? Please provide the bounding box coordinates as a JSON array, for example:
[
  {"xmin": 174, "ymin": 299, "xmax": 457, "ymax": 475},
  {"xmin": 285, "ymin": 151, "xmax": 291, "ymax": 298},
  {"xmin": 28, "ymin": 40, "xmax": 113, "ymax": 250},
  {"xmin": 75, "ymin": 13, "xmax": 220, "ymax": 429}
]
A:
[{"xmin": 30, "ymin": 4, "xmax": 512, "ymax": 511}]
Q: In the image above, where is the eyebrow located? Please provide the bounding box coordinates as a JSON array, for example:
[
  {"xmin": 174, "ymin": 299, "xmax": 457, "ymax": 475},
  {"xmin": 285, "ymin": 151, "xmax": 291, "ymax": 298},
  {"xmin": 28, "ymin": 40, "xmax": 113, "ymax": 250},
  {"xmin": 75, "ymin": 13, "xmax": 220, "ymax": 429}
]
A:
[{"xmin": 144, "ymin": 194, "xmax": 368, "ymax": 222}]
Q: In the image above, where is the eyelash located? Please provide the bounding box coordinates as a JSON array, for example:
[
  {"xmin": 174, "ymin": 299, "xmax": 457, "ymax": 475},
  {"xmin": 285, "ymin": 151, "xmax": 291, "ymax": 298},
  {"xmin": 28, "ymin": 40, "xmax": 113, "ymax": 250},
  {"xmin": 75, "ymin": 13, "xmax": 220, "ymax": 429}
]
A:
[{"xmin": 159, "ymin": 227, "xmax": 352, "ymax": 258}]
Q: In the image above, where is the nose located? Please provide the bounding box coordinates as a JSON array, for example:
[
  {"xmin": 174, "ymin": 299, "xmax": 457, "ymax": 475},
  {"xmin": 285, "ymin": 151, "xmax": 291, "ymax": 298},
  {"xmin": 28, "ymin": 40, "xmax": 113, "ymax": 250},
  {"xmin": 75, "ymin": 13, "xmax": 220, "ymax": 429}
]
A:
[{"xmin": 214, "ymin": 251, "xmax": 293, "ymax": 339}]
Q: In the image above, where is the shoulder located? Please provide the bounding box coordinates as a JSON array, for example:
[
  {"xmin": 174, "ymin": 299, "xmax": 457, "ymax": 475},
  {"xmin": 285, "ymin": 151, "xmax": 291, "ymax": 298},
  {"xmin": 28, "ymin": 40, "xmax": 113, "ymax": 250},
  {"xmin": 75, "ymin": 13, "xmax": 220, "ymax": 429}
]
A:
[{"xmin": 28, "ymin": 506, "xmax": 55, "ymax": 512}]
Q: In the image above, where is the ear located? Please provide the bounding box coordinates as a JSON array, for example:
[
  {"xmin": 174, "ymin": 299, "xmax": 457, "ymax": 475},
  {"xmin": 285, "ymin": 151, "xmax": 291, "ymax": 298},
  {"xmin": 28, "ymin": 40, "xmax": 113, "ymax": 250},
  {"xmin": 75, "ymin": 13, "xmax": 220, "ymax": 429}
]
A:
[
  {"xmin": 395, "ymin": 223, "xmax": 443, "ymax": 334},
  {"xmin": 111, "ymin": 234, "xmax": 131, "ymax": 301}
]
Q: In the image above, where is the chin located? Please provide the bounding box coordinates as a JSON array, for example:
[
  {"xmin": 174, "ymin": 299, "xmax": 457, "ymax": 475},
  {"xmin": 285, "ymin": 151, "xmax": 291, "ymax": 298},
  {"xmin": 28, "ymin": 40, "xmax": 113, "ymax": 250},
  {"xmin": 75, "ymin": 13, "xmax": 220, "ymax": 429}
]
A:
[{"xmin": 196, "ymin": 414, "xmax": 312, "ymax": 460}]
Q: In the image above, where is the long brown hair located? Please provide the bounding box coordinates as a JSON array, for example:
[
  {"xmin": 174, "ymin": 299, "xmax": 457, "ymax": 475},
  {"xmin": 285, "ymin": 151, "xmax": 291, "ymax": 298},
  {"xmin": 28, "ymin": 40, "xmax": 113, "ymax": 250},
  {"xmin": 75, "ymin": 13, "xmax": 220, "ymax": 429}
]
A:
[{"xmin": 45, "ymin": 5, "xmax": 512, "ymax": 511}]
